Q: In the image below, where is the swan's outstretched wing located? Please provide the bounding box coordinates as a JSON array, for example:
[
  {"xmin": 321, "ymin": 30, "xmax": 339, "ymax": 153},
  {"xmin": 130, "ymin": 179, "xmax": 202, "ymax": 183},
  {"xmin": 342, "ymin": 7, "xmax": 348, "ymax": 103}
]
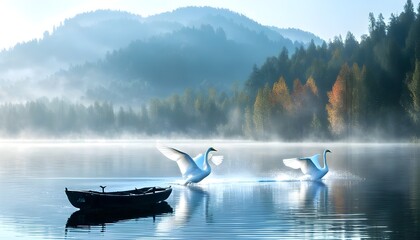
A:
[
  {"xmin": 193, "ymin": 153, "xmax": 224, "ymax": 170},
  {"xmin": 210, "ymin": 155, "xmax": 224, "ymax": 166},
  {"xmin": 156, "ymin": 144, "xmax": 199, "ymax": 176},
  {"xmin": 283, "ymin": 156, "xmax": 319, "ymax": 175},
  {"xmin": 297, "ymin": 158, "xmax": 319, "ymax": 175},
  {"xmin": 283, "ymin": 158, "xmax": 303, "ymax": 169}
]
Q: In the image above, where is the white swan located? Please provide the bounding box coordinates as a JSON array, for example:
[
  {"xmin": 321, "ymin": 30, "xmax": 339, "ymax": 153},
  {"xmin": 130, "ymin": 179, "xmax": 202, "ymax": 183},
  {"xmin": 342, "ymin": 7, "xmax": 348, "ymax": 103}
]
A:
[
  {"xmin": 156, "ymin": 144, "xmax": 223, "ymax": 185},
  {"xmin": 283, "ymin": 149, "xmax": 331, "ymax": 180}
]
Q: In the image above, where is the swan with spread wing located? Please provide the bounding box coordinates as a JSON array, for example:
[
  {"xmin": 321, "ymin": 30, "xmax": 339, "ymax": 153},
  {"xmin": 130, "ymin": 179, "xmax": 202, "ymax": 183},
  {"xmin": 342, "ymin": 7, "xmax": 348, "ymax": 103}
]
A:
[
  {"xmin": 156, "ymin": 144, "xmax": 223, "ymax": 185},
  {"xmin": 283, "ymin": 149, "xmax": 331, "ymax": 180}
]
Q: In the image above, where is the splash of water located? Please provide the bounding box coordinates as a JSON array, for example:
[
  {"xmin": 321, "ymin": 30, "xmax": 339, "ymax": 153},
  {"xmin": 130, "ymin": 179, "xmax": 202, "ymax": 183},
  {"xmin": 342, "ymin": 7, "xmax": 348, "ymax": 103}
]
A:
[{"xmin": 323, "ymin": 170, "xmax": 365, "ymax": 181}]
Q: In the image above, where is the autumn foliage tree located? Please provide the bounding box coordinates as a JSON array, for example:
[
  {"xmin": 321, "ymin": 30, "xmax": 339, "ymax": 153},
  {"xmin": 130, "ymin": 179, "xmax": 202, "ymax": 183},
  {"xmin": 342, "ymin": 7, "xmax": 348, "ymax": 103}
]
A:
[
  {"xmin": 271, "ymin": 76, "xmax": 293, "ymax": 113},
  {"xmin": 326, "ymin": 64, "xmax": 349, "ymax": 136},
  {"xmin": 305, "ymin": 76, "xmax": 319, "ymax": 97},
  {"xmin": 253, "ymin": 84, "xmax": 272, "ymax": 137},
  {"xmin": 326, "ymin": 63, "xmax": 367, "ymax": 137},
  {"xmin": 270, "ymin": 76, "xmax": 293, "ymax": 137}
]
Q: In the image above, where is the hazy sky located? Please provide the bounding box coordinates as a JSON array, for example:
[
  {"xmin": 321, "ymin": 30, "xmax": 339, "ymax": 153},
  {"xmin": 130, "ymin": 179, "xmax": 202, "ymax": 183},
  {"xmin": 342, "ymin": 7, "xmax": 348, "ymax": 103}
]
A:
[{"xmin": 0, "ymin": 0, "xmax": 418, "ymax": 50}]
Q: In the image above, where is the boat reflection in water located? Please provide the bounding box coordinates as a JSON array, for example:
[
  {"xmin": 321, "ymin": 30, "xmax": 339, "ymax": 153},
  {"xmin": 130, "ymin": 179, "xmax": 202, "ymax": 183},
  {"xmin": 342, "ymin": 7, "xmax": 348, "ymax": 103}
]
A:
[{"xmin": 65, "ymin": 201, "xmax": 173, "ymax": 229}]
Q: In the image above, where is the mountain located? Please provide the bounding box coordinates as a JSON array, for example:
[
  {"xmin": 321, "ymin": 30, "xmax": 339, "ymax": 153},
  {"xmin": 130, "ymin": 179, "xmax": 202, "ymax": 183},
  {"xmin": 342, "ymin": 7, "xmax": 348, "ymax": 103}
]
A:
[
  {"xmin": 147, "ymin": 7, "xmax": 323, "ymax": 45},
  {"xmin": 271, "ymin": 27, "xmax": 324, "ymax": 45},
  {"xmin": 0, "ymin": 7, "xmax": 324, "ymax": 103},
  {"xmin": 0, "ymin": 10, "xmax": 168, "ymax": 81},
  {"xmin": 47, "ymin": 25, "xmax": 287, "ymax": 103}
]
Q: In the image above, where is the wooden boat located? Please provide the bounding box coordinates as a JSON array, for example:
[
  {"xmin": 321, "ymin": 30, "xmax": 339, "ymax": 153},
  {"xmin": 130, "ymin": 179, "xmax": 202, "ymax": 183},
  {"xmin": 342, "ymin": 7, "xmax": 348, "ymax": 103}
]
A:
[
  {"xmin": 66, "ymin": 201, "xmax": 173, "ymax": 228},
  {"xmin": 65, "ymin": 186, "xmax": 172, "ymax": 210}
]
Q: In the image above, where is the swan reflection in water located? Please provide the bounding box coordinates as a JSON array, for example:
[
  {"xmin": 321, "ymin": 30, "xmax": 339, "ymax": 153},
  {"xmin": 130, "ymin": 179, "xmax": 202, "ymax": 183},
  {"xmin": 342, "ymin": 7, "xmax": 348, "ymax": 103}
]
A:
[
  {"xmin": 65, "ymin": 201, "xmax": 173, "ymax": 230},
  {"xmin": 156, "ymin": 185, "xmax": 210, "ymax": 234},
  {"xmin": 277, "ymin": 180, "xmax": 329, "ymax": 214},
  {"xmin": 296, "ymin": 181, "xmax": 328, "ymax": 210}
]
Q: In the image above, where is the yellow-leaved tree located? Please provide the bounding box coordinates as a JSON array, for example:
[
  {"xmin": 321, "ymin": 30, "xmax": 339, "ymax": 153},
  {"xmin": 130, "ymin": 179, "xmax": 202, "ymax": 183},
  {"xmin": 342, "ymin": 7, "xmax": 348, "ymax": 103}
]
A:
[
  {"xmin": 253, "ymin": 84, "xmax": 272, "ymax": 137},
  {"xmin": 271, "ymin": 76, "xmax": 293, "ymax": 113}
]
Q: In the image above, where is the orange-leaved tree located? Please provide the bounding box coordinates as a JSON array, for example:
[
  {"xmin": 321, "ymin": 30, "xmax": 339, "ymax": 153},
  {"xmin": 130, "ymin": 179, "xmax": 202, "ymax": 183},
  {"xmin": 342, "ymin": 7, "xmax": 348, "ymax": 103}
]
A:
[{"xmin": 326, "ymin": 64, "xmax": 351, "ymax": 136}]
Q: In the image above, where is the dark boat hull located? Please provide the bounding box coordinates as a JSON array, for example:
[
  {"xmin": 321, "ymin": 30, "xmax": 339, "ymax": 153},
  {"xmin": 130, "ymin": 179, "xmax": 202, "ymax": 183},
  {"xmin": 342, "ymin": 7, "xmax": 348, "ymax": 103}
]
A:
[{"xmin": 65, "ymin": 186, "xmax": 172, "ymax": 210}]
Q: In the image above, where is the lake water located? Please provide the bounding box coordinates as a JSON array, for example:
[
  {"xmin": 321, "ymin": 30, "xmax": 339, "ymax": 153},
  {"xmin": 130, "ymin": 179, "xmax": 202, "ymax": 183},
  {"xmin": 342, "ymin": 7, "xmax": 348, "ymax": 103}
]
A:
[{"xmin": 0, "ymin": 141, "xmax": 419, "ymax": 239}]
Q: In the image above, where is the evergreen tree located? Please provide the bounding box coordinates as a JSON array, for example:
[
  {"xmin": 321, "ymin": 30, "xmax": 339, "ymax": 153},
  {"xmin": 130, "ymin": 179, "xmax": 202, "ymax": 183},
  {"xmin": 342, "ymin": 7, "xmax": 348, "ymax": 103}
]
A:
[
  {"xmin": 350, "ymin": 64, "xmax": 367, "ymax": 130},
  {"xmin": 292, "ymin": 78, "xmax": 305, "ymax": 109}
]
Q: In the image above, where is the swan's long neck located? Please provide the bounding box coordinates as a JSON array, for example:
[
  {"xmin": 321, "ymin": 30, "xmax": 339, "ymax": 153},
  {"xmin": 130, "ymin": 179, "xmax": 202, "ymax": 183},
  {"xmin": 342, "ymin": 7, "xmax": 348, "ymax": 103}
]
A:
[
  {"xmin": 203, "ymin": 148, "xmax": 212, "ymax": 171},
  {"xmin": 322, "ymin": 150, "xmax": 329, "ymax": 170}
]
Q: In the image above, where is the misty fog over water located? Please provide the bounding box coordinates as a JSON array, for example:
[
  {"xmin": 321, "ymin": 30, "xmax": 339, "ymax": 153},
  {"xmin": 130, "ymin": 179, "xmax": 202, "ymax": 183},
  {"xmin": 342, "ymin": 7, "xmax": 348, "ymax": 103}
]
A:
[{"xmin": 0, "ymin": 141, "xmax": 419, "ymax": 239}]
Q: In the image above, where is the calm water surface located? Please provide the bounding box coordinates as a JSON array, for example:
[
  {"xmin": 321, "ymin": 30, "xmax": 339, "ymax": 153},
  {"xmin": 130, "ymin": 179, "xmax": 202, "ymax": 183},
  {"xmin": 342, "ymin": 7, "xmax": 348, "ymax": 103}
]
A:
[{"xmin": 0, "ymin": 141, "xmax": 419, "ymax": 239}]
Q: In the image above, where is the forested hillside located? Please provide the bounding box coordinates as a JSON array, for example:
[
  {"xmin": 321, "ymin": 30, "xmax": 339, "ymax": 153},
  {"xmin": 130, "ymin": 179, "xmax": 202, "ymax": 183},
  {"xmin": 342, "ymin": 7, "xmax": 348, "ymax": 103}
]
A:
[
  {"xmin": 0, "ymin": 1, "xmax": 419, "ymax": 140},
  {"xmin": 242, "ymin": 0, "xmax": 420, "ymax": 140},
  {"xmin": 0, "ymin": 7, "xmax": 316, "ymax": 103},
  {"xmin": 51, "ymin": 24, "xmax": 297, "ymax": 103}
]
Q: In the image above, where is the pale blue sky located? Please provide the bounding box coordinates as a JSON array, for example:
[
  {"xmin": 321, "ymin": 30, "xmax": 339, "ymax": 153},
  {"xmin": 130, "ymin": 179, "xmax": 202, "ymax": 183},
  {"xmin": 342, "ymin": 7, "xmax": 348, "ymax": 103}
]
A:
[{"xmin": 0, "ymin": 0, "xmax": 418, "ymax": 50}]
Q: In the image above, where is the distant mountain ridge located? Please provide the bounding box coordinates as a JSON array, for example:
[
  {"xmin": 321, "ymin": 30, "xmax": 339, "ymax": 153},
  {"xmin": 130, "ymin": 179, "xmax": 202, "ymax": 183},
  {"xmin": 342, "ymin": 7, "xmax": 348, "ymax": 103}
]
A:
[
  {"xmin": 0, "ymin": 7, "xmax": 324, "ymax": 103},
  {"xmin": 146, "ymin": 7, "xmax": 323, "ymax": 45},
  {"xmin": 271, "ymin": 27, "xmax": 324, "ymax": 45}
]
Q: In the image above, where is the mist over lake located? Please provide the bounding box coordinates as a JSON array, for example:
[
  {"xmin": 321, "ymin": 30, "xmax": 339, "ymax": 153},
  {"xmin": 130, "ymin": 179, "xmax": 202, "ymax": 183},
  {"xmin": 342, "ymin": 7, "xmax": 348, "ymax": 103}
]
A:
[{"xmin": 0, "ymin": 141, "xmax": 419, "ymax": 239}]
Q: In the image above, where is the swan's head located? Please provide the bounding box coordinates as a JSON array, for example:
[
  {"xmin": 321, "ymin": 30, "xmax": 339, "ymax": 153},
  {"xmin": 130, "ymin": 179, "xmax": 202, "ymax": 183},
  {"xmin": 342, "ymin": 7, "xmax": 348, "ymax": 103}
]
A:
[
  {"xmin": 208, "ymin": 147, "xmax": 217, "ymax": 152},
  {"xmin": 325, "ymin": 149, "xmax": 331, "ymax": 153}
]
